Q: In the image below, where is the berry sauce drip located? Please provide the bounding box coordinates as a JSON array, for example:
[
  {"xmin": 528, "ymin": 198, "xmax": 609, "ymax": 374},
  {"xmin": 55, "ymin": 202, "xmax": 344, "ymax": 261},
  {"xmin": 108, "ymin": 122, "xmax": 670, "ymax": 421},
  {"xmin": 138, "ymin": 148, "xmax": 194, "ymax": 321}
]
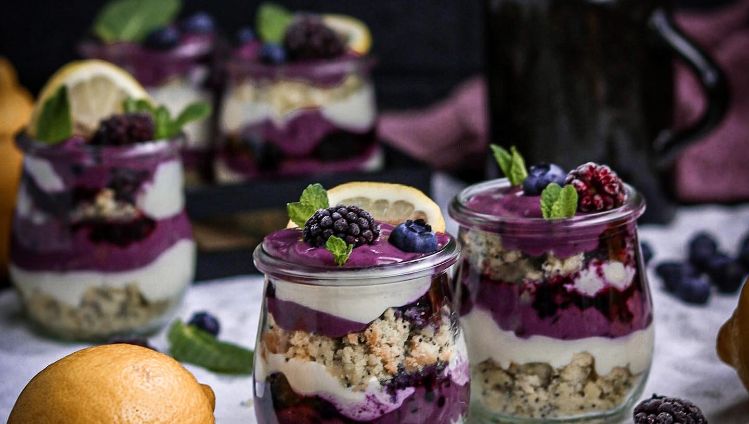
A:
[
  {"xmin": 283, "ymin": 15, "xmax": 345, "ymax": 61},
  {"xmin": 90, "ymin": 113, "xmax": 155, "ymax": 146},
  {"xmin": 566, "ymin": 162, "xmax": 626, "ymax": 212},
  {"xmin": 303, "ymin": 205, "xmax": 380, "ymax": 247}
]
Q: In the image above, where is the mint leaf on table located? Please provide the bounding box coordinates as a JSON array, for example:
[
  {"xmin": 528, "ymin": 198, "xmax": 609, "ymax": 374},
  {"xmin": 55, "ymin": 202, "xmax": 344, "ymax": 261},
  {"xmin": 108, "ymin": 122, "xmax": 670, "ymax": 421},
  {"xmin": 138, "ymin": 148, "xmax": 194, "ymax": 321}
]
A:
[
  {"xmin": 326, "ymin": 235, "xmax": 353, "ymax": 266},
  {"xmin": 541, "ymin": 183, "xmax": 579, "ymax": 219},
  {"xmin": 490, "ymin": 144, "xmax": 528, "ymax": 186},
  {"xmin": 36, "ymin": 86, "xmax": 72, "ymax": 144},
  {"xmin": 287, "ymin": 183, "xmax": 329, "ymax": 227},
  {"xmin": 256, "ymin": 2, "xmax": 294, "ymax": 43},
  {"xmin": 93, "ymin": 0, "xmax": 181, "ymax": 43},
  {"xmin": 168, "ymin": 320, "xmax": 253, "ymax": 374}
]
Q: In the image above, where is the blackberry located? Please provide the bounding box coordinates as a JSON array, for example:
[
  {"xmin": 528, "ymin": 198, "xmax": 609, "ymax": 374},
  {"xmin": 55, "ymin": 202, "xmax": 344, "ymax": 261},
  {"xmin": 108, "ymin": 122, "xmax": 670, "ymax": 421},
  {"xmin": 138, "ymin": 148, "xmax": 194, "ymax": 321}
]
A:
[
  {"xmin": 303, "ymin": 205, "xmax": 380, "ymax": 247},
  {"xmin": 633, "ymin": 394, "xmax": 707, "ymax": 424},
  {"xmin": 283, "ymin": 15, "xmax": 345, "ymax": 61},
  {"xmin": 90, "ymin": 113, "xmax": 155, "ymax": 146},
  {"xmin": 566, "ymin": 162, "xmax": 626, "ymax": 212}
]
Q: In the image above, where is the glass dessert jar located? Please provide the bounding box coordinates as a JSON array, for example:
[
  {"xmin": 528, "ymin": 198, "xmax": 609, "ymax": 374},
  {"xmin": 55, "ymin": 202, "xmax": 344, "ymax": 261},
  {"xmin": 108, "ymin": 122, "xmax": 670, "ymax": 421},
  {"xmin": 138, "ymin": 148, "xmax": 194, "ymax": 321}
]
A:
[
  {"xmin": 449, "ymin": 179, "xmax": 653, "ymax": 423},
  {"xmin": 9, "ymin": 134, "xmax": 195, "ymax": 340},
  {"xmin": 79, "ymin": 35, "xmax": 216, "ymax": 183},
  {"xmin": 216, "ymin": 56, "xmax": 381, "ymax": 182},
  {"xmin": 252, "ymin": 226, "xmax": 469, "ymax": 423}
]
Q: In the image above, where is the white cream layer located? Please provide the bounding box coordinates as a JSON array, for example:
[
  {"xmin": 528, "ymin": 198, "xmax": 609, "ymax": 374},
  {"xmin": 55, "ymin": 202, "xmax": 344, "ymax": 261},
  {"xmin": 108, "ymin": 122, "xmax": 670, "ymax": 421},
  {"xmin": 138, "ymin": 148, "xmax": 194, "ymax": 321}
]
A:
[
  {"xmin": 461, "ymin": 307, "xmax": 654, "ymax": 376},
  {"xmin": 272, "ymin": 275, "xmax": 432, "ymax": 324},
  {"xmin": 137, "ymin": 160, "xmax": 184, "ymax": 219},
  {"xmin": 24, "ymin": 156, "xmax": 64, "ymax": 192},
  {"xmin": 256, "ymin": 353, "xmax": 414, "ymax": 421},
  {"xmin": 149, "ymin": 77, "xmax": 211, "ymax": 148},
  {"xmin": 10, "ymin": 239, "xmax": 195, "ymax": 306}
]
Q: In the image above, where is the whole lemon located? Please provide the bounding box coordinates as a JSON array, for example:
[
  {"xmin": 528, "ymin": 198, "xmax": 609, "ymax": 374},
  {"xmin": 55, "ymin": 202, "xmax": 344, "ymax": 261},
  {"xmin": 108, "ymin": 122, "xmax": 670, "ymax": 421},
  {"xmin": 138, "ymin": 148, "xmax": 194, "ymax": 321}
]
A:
[{"xmin": 8, "ymin": 344, "xmax": 215, "ymax": 424}]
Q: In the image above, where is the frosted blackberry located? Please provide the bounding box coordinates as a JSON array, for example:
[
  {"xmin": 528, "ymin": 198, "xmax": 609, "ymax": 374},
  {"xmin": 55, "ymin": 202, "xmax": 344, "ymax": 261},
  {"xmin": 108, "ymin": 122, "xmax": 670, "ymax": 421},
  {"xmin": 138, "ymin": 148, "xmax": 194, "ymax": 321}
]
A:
[
  {"xmin": 633, "ymin": 394, "xmax": 706, "ymax": 424},
  {"xmin": 283, "ymin": 15, "xmax": 345, "ymax": 61},
  {"xmin": 566, "ymin": 162, "xmax": 626, "ymax": 212},
  {"xmin": 303, "ymin": 205, "xmax": 380, "ymax": 247},
  {"xmin": 90, "ymin": 113, "xmax": 155, "ymax": 146}
]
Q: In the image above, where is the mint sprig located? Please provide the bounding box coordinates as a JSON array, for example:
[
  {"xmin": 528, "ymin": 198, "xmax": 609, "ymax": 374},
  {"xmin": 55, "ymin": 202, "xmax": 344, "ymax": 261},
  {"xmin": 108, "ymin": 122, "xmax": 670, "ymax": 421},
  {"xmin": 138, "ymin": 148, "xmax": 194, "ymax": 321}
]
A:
[
  {"xmin": 490, "ymin": 144, "xmax": 528, "ymax": 186},
  {"xmin": 287, "ymin": 183, "xmax": 329, "ymax": 227},
  {"xmin": 257, "ymin": 2, "xmax": 294, "ymax": 43},
  {"xmin": 93, "ymin": 0, "xmax": 181, "ymax": 43},
  {"xmin": 540, "ymin": 183, "xmax": 579, "ymax": 219},
  {"xmin": 168, "ymin": 320, "xmax": 253, "ymax": 374},
  {"xmin": 326, "ymin": 235, "xmax": 353, "ymax": 266},
  {"xmin": 122, "ymin": 98, "xmax": 211, "ymax": 140},
  {"xmin": 35, "ymin": 86, "xmax": 72, "ymax": 144}
]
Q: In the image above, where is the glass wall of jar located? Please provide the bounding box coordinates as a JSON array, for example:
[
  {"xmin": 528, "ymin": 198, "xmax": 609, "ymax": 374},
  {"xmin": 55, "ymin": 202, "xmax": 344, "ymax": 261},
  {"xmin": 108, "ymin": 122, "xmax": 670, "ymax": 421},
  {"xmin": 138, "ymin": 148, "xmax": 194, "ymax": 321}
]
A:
[
  {"xmin": 449, "ymin": 179, "xmax": 653, "ymax": 423},
  {"xmin": 10, "ymin": 134, "xmax": 195, "ymax": 340}
]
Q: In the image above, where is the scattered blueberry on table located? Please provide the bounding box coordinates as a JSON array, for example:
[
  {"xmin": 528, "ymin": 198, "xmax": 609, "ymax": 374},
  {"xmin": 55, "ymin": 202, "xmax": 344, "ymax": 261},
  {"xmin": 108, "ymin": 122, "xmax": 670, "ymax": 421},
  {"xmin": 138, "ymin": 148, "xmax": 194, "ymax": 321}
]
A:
[{"xmin": 188, "ymin": 311, "xmax": 221, "ymax": 337}]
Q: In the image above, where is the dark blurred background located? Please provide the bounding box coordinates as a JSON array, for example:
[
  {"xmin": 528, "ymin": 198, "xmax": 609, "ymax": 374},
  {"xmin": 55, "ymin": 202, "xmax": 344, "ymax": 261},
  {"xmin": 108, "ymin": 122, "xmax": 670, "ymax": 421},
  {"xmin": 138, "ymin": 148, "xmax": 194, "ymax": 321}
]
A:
[{"xmin": 0, "ymin": 0, "xmax": 731, "ymax": 109}]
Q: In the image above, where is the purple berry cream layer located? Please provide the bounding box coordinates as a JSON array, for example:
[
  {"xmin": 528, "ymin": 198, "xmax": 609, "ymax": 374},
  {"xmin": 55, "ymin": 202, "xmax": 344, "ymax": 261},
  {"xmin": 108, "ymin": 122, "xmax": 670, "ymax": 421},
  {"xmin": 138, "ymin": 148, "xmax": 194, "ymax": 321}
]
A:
[
  {"xmin": 253, "ymin": 224, "xmax": 469, "ymax": 423},
  {"xmin": 450, "ymin": 176, "xmax": 654, "ymax": 421},
  {"xmin": 10, "ymin": 135, "xmax": 195, "ymax": 340}
]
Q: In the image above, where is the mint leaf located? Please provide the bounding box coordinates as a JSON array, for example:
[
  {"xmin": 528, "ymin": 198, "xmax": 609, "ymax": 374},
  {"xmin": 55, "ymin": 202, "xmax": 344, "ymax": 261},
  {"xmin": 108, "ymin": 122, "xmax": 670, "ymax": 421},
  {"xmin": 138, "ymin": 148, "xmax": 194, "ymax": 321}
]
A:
[
  {"xmin": 122, "ymin": 97, "xmax": 153, "ymax": 114},
  {"xmin": 93, "ymin": 0, "xmax": 181, "ymax": 43},
  {"xmin": 122, "ymin": 98, "xmax": 210, "ymax": 140},
  {"xmin": 326, "ymin": 235, "xmax": 353, "ymax": 266},
  {"xmin": 174, "ymin": 102, "xmax": 211, "ymax": 130},
  {"xmin": 36, "ymin": 86, "xmax": 72, "ymax": 144},
  {"xmin": 541, "ymin": 183, "xmax": 579, "ymax": 219},
  {"xmin": 153, "ymin": 105, "xmax": 171, "ymax": 140},
  {"xmin": 490, "ymin": 144, "xmax": 528, "ymax": 186},
  {"xmin": 168, "ymin": 320, "xmax": 253, "ymax": 374},
  {"xmin": 257, "ymin": 2, "xmax": 294, "ymax": 43},
  {"xmin": 287, "ymin": 183, "xmax": 329, "ymax": 227}
]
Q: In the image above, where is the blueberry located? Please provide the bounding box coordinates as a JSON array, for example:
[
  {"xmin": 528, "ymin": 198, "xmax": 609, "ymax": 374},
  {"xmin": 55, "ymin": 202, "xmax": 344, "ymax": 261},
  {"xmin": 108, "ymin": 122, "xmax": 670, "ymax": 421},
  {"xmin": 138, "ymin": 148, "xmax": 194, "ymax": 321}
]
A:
[
  {"xmin": 259, "ymin": 43, "xmax": 286, "ymax": 65},
  {"xmin": 640, "ymin": 241, "xmax": 654, "ymax": 266},
  {"xmin": 688, "ymin": 232, "xmax": 719, "ymax": 271},
  {"xmin": 180, "ymin": 11, "xmax": 215, "ymax": 34},
  {"xmin": 389, "ymin": 219, "xmax": 439, "ymax": 253},
  {"xmin": 144, "ymin": 26, "xmax": 181, "ymax": 50},
  {"xmin": 236, "ymin": 26, "xmax": 256, "ymax": 44},
  {"xmin": 188, "ymin": 311, "xmax": 220, "ymax": 337},
  {"xmin": 655, "ymin": 261, "xmax": 696, "ymax": 293},
  {"xmin": 704, "ymin": 253, "xmax": 746, "ymax": 293},
  {"xmin": 738, "ymin": 232, "xmax": 749, "ymax": 268},
  {"xmin": 675, "ymin": 275, "xmax": 711, "ymax": 305},
  {"xmin": 522, "ymin": 163, "xmax": 568, "ymax": 195}
]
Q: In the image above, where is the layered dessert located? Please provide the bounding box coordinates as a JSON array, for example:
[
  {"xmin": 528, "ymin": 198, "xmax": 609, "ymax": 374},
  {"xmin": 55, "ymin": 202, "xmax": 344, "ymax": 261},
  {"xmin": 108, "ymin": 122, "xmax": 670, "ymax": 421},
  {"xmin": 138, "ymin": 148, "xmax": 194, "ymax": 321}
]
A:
[
  {"xmin": 449, "ymin": 150, "xmax": 654, "ymax": 421},
  {"xmin": 253, "ymin": 183, "xmax": 469, "ymax": 423},
  {"xmin": 217, "ymin": 5, "xmax": 379, "ymax": 181},
  {"xmin": 79, "ymin": 2, "xmax": 217, "ymax": 182},
  {"xmin": 10, "ymin": 61, "xmax": 204, "ymax": 340}
]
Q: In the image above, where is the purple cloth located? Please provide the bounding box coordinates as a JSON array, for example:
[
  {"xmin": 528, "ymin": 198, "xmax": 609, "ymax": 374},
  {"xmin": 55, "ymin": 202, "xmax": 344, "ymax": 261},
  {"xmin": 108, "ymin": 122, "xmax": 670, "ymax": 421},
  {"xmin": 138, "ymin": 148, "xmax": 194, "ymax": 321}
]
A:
[{"xmin": 378, "ymin": 1, "xmax": 749, "ymax": 202}]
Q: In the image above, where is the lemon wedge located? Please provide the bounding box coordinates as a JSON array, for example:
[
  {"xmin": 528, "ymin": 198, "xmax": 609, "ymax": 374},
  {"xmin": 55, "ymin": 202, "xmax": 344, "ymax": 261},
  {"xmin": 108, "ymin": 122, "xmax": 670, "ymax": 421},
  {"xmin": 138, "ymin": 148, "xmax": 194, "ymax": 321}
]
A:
[{"xmin": 323, "ymin": 14, "xmax": 372, "ymax": 55}]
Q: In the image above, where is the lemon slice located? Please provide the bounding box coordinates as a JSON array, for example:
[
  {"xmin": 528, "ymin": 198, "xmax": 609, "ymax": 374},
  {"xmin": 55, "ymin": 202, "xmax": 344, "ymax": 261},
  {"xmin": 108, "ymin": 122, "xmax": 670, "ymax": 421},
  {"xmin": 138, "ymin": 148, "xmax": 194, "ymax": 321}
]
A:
[
  {"xmin": 29, "ymin": 60, "xmax": 150, "ymax": 138},
  {"xmin": 323, "ymin": 14, "xmax": 372, "ymax": 55}
]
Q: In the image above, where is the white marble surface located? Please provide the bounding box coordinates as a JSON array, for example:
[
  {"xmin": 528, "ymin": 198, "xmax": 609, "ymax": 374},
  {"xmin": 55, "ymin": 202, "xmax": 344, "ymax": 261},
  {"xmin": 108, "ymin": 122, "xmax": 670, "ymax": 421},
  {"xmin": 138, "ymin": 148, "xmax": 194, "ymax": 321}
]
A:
[{"xmin": 1, "ymin": 176, "xmax": 749, "ymax": 423}]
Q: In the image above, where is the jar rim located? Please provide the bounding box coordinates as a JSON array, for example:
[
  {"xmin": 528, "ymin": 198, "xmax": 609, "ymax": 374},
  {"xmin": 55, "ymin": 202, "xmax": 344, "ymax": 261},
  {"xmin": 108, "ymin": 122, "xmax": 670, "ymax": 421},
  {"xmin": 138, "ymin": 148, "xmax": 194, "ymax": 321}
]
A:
[
  {"xmin": 253, "ymin": 234, "xmax": 460, "ymax": 286},
  {"xmin": 448, "ymin": 178, "xmax": 645, "ymax": 232},
  {"xmin": 78, "ymin": 36, "xmax": 215, "ymax": 62},
  {"xmin": 16, "ymin": 132, "xmax": 184, "ymax": 160}
]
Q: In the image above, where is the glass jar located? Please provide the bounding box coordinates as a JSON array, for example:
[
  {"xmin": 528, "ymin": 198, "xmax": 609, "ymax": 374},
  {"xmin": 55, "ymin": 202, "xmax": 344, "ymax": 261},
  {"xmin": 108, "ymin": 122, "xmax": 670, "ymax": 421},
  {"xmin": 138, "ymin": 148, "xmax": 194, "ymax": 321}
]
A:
[
  {"xmin": 252, "ymin": 235, "xmax": 469, "ymax": 423},
  {"xmin": 79, "ymin": 37, "xmax": 216, "ymax": 183},
  {"xmin": 449, "ymin": 179, "xmax": 653, "ymax": 423},
  {"xmin": 9, "ymin": 134, "xmax": 195, "ymax": 341},
  {"xmin": 216, "ymin": 56, "xmax": 381, "ymax": 182}
]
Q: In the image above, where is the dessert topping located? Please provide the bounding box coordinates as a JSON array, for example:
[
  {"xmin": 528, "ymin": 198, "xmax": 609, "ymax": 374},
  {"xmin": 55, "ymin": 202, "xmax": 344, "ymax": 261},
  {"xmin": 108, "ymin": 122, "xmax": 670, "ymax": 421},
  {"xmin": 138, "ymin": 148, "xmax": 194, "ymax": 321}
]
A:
[
  {"xmin": 522, "ymin": 163, "xmax": 567, "ymax": 195},
  {"xmin": 120, "ymin": 97, "xmax": 211, "ymax": 140},
  {"xmin": 93, "ymin": 0, "xmax": 181, "ymax": 43},
  {"xmin": 90, "ymin": 112, "xmax": 155, "ymax": 146},
  {"xmin": 188, "ymin": 311, "xmax": 221, "ymax": 337},
  {"xmin": 283, "ymin": 15, "xmax": 346, "ymax": 61},
  {"xmin": 287, "ymin": 183, "xmax": 329, "ymax": 227},
  {"xmin": 633, "ymin": 394, "xmax": 707, "ymax": 424},
  {"xmin": 490, "ymin": 144, "xmax": 527, "ymax": 186},
  {"xmin": 303, "ymin": 205, "xmax": 379, "ymax": 248},
  {"xmin": 540, "ymin": 183, "xmax": 578, "ymax": 220},
  {"xmin": 143, "ymin": 26, "xmax": 181, "ymax": 50},
  {"xmin": 566, "ymin": 162, "xmax": 626, "ymax": 212},
  {"xmin": 256, "ymin": 2, "xmax": 294, "ymax": 44},
  {"xmin": 389, "ymin": 219, "xmax": 439, "ymax": 254},
  {"xmin": 34, "ymin": 85, "xmax": 72, "ymax": 143},
  {"xmin": 325, "ymin": 235, "xmax": 354, "ymax": 266}
]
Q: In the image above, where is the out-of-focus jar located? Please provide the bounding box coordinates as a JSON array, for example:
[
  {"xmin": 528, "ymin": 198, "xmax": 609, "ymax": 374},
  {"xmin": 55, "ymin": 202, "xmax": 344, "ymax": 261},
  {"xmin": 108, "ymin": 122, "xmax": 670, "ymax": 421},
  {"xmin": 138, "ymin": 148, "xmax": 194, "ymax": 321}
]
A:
[
  {"xmin": 10, "ymin": 134, "xmax": 195, "ymax": 340},
  {"xmin": 216, "ymin": 55, "xmax": 381, "ymax": 182},
  {"xmin": 449, "ymin": 179, "xmax": 654, "ymax": 423},
  {"xmin": 252, "ymin": 225, "xmax": 468, "ymax": 423}
]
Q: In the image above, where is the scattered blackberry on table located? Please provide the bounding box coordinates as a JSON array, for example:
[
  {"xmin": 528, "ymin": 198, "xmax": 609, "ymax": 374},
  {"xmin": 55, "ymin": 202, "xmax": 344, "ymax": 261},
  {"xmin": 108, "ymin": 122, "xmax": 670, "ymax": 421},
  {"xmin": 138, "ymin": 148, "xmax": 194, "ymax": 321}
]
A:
[
  {"xmin": 565, "ymin": 162, "xmax": 626, "ymax": 212},
  {"xmin": 704, "ymin": 253, "xmax": 746, "ymax": 293},
  {"xmin": 283, "ymin": 15, "xmax": 345, "ymax": 61},
  {"xmin": 522, "ymin": 163, "xmax": 567, "ymax": 195},
  {"xmin": 180, "ymin": 12, "xmax": 215, "ymax": 34},
  {"xmin": 303, "ymin": 205, "xmax": 380, "ymax": 247},
  {"xmin": 641, "ymin": 241, "xmax": 654, "ymax": 265},
  {"xmin": 688, "ymin": 232, "xmax": 719, "ymax": 271},
  {"xmin": 738, "ymin": 232, "xmax": 749, "ymax": 268},
  {"xmin": 90, "ymin": 113, "xmax": 155, "ymax": 146},
  {"xmin": 259, "ymin": 43, "xmax": 286, "ymax": 65},
  {"xmin": 188, "ymin": 311, "xmax": 220, "ymax": 337},
  {"xmin": 389, "ymin": 219, "xmax": 439, "ymax": 253},
  {"xmin": 143, "ymin": 26, "xmax": 181, "ymax": 50},
  {"xmin": 633, "ymin": 394, "xmax": 707, "ymax": 424}
]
